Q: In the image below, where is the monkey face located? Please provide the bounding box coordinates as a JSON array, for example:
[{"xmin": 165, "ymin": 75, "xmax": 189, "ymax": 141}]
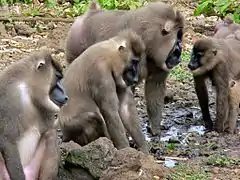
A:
[
  {"xmin": 188, "ymin": 48, "xmax": 204, "ymax": 71},
  {"xmin": 188, "ymin": 39, "xmax": 218, "ymax": 76},
  {"xmin": 165, "ymin": 28, "xmax": 183, "ymax": 69},
  {"xmin": 146, "ymin": 24, "xmax": 183, "ymax": 72},
  {"xmin": 122, "ymin": 57, "xmax": 140, "ymax": 86},
  {"xmin": 34, "ymin": 53, "xmax": 69, "ymax": 108}
]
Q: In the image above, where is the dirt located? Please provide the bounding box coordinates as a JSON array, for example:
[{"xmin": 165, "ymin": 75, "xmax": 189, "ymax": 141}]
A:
[{"xmin": 0, "ymin": 1, "xmax": 239, "ymax": 179}]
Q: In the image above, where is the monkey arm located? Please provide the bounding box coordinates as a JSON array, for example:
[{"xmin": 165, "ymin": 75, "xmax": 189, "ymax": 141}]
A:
[
  {"xmin": 0, "ymin": 140, "xmax": 26, "ymax": 180},
  {"xmin": 193, "ymin": 75, "xmax": 213, "ymax": 131},
  {"xmin": 144, "ymin": 70, "xmax": 168, "ymax": 136},
  {"xmin": 95, "ymin": 82, "xmax": 129, "ymax": 149},
  {"xmin": 118, "ymin": 87, "xmax": 149, "ymax": 154}
]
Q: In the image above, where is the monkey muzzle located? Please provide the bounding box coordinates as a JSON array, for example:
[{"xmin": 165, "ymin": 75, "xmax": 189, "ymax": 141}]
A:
[
  {"xmin": 188, "ymin": 56, "xmax": 201, "ymax": 71},
  {"xmin": 50, "ymin": 81, "xmax": 69, "ymax": 107},
  {"xmin": 165, "ymin": 28, "xmax": 183, "ymax": 69},
  {"xmin": 165, "ymin": 40, "xmax": 182, "ymax": 69}
]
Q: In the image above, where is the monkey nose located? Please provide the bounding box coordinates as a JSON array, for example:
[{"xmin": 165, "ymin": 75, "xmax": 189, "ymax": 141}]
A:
[
  {"xmin": 64, "ymin": 96, "xmax": 69, "ymax": 103},
  {"xmin": 188, "ymin": 63, "xmax": 196, "ymax": 71}
]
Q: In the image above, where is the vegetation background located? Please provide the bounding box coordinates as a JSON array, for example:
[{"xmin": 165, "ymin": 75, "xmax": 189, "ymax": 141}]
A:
[{"xmin": 0, "ymin": 0, "xmax": 239, "ymax": 179}]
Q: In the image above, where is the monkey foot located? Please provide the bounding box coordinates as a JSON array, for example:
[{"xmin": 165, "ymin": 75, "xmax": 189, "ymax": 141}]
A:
[{"xmin": 149, "ymin": 127, "xmax": 162, "ymax": 136}]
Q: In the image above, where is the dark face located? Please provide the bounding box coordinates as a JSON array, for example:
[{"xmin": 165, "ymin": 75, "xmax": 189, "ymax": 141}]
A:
[
  {"xmin": 49, "ymin": 64, "xmax": 69, "ymax": 107},
  {"xmin": 188, "ymin": 47, "xmax": 204, "ymax": 71},
  {"xmin": 165, "ymin": 28, "xmax": 183, "ymax": 69},
  {"xmin": 122, "ymin": 57, "xmax": 140, "ymax": 86}
]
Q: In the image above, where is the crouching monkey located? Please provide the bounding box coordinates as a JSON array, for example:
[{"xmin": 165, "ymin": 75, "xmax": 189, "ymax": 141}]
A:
[{"xmin": 59, "ymin": 29, "xmax": 149, "ymax": 153}]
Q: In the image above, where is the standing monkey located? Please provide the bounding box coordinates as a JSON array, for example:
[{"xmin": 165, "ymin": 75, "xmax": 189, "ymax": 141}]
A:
[
  {"xmin": 0, "ymin": 50, "xmax": 68, "ymax": 180},
  {"xmin": 65, "ymin": 0, "xmax": 185, "ymax": 136},
  {"xmin": 188, "ymin": 37, "xmax": 240, "ymax": 133},
  {"xmin": 59, "ymin": 29, "xmax": 149, "ymax": 153}
]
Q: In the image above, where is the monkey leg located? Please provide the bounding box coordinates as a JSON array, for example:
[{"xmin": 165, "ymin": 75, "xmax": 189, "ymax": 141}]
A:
[
  {"xmin": 225, "ymin": 99, "xmax": 238, "ymax": 134},
  {"xmin": 145, "ymin": 70, "xmax": 168, "ymax": 136},
  {"xmin": 38, "ymin": 129, "xmax": 59, "ymax": 180},
  {"xmin": 118, "ymin": 87, "xmax": 149, "ymax": 154},
  {"xmin": 61, "ymin": 111, "xmax": 110, "ymax": 146},
  {"xmin": 215, "ymin": 76, "xmax": 229, "ymax": 132},
  {"xmin": 23, "ymin": 137, "xmax": 46, "ymax": 180},
  {"xmin": 194, "ymin": 76, "xmax": 213, "ymax": 131}
]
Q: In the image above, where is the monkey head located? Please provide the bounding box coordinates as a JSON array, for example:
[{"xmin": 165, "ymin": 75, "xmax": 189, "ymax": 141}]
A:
[
  {"xmin": 116, "ymin": 29, "xmax": 146, "ymax": 87},
  {"xmin": 188, "ymin": 38, "xmax": 220, "ymax": 76},
  {"xmin": 28, "ymin": 50, "xmax": 69, "ymax": 113},
  {"xmin": 142, "ymin": 3, "xmax": 184, "ymax": 72}
]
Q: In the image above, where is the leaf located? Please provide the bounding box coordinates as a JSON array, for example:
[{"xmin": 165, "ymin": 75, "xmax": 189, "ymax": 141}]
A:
[{"xmin": 194, "ymin": 1, "xmax": 212, "ymax": 16}]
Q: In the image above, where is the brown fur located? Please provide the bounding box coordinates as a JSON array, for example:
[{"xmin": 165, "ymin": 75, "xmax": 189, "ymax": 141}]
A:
[
  {"xmin": 226, "ymin": 79, "xmax": 240, "ymax": 133},
  {"xmin": 214, "ymin": 15, "xmax": 240, "ymax": 40},
  {"xmin": 65, "ymin": 0, "xmax": 185, "ymax": 135},
  {"xmin": 59, "ymin": 29, "xmax": 149, "ymax": 153},
  {"xmin": 188, "ymin": 37, "xmax": 240, "ymax": 132},
  {"xmin": 0, "ymin": 50, "xmax": 68, "ymax": 180}
]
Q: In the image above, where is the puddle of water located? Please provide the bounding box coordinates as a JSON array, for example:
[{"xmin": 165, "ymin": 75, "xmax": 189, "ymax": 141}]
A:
[
  {"xmin": 160, "ymin": 126, "xmax": 180, "ymax": 142},
  {"xmin": 164, "ymin": 159, "xmax": 177, "ymax": 167},
  {"xmin": 188, "ymin": 125, "xmax": 206, "ymax": 135}
]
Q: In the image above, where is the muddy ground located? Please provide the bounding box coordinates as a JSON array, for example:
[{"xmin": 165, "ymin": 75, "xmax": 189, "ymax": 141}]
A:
[{"xmin": 0, "ymin": 1, "xmax": 240, "ymax": 179}]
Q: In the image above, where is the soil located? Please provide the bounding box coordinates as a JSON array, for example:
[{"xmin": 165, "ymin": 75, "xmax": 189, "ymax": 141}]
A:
[{"xmin": 0, "ymin": 1, "xmax": 239, "ymax": 179}]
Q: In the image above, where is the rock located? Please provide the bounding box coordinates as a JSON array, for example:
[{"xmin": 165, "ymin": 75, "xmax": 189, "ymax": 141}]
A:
[
  {"xmin": 63, "ymin": 137, "xmax": 169, "ymax": 180},
  {"xmin": 212, "ymin": 167, "xmax": 219, "ymax": 174},
  {"xmin": 100, "ymin": 147, "xmax": 169, "ymax": 180},
  {"xmin": 65, "ymin": 137, "xmax": 116, "ymax": 179},
  {"xmin": 58, "ymin": 163, "xmax": 95, "ymax": 180},
  {"xmin": 0, "ymin": 22, "xmax": 7, "ymax": 38},
  {"xmin": 14, "ymin": 23, "xmax": 35, "ymax": 37},
  {"xmin": 164, "ymin": 90, "xmax": 175, "ymax": 104}
]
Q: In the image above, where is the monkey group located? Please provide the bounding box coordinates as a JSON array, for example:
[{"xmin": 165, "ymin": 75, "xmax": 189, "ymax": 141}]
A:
[{"xmin": 0, "ymin": 0, "xmax": 239, "ymax": 179}]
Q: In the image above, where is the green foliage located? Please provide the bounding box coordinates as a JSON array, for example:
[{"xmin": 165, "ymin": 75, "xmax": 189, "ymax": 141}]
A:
[
  {"xmin": 194, "ymin": 0, "xmax": 240, "ymax": 23},
  {"xmin": 0, "ymin": 0, "xmax": 33, "ymax": 5},
  {"xmin": 206, "ymin": 154, "xmax": 240, "ymax": 167},
  {"xmin": 170, "ymin": 51, "xmax": 192, "ymax": 81},
  {"xmin": 166, "ymin": 163, "xmax": 210, "ymax": 180},
  {"xmin": 64, "ymin": 0, "xmax": 146, "ymax": 18}
]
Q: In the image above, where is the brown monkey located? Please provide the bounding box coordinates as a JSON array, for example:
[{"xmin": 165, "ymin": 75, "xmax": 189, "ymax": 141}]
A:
[
  {"xmin": 214, "ymin": 15, "xmax": 240, "ymax": 40},
  {"xmin": 226, "ymin": 79, "xmax": 240, "ymax": 133},
  {"xmin": 0, "ymin": 50, "xmax": 68, "ymax": 180},
  {"xmin": 65, "ymin": 0, "xmax": 184, "ymax": 136},
  {"xmin": 188, "ymin": 37, "xmax": 240, "ymax": 132},
  {"xmin": 59, "ymin": 29, "xmax": 149, "ymax": 153}
]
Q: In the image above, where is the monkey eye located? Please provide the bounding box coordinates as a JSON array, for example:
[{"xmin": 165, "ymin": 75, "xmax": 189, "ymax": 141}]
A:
[{"xmin": 196, "ymin": 52, "xmax": 203, "ymax": 58}]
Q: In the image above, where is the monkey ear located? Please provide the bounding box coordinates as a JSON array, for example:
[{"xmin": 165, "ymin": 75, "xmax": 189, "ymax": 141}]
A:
[
  {"xmin": 230, "ymin": 80, "xmax": 236, "ymax": 88},
  {"xmin": 118, "ymin": 40, "xmax": 127, "ymax": 52},
  {"xmin": 36, "ymin": 60, "xmax": 46, "ymax": 70},
  {"xmin": 212, "ymin": 49, "xmax": 217, "ymax": 56},
  {"xmin": 162, "ymin": 21, "xmax": 175, "ymax": 35}
]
